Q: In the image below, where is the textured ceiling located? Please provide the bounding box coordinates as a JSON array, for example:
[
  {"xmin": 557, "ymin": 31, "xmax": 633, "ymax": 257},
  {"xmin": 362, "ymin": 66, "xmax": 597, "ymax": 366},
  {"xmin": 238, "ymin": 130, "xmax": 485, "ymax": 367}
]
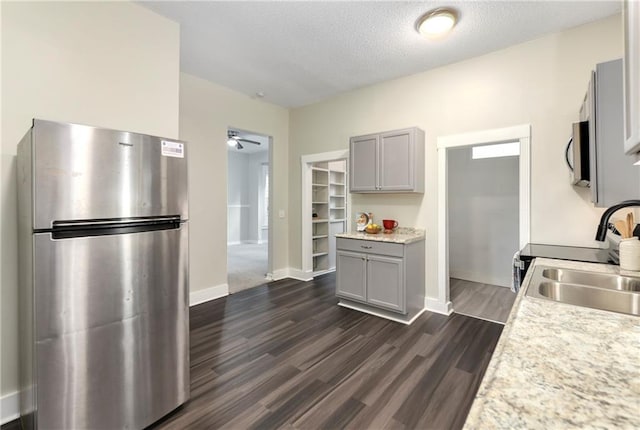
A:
[{"xmin": 141, "ymin": 1, "xmax": 621, "ymax": 108}]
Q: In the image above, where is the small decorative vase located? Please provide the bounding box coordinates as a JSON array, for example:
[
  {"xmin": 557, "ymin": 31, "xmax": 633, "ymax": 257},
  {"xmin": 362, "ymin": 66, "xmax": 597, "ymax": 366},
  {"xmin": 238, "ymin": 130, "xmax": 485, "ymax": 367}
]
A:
[{"xmin": 619, "ymin": 237, "xmax": 640, "ymax": 271}]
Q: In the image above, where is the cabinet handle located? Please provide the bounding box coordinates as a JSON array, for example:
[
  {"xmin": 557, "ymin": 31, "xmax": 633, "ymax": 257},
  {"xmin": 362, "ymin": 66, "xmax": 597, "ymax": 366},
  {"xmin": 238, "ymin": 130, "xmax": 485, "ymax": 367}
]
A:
[{"xmin": 360, "ymin": 245, "xmax": 372, "ymax": 249}]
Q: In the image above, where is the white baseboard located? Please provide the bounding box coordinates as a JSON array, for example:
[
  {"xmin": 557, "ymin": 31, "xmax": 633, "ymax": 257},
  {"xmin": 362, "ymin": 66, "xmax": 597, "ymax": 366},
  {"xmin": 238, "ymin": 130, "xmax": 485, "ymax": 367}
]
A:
[
  {"xmin": 425, "ymin": 297, "xmax": 454, "ymax": 315},
  {"xmin": 287, "ymin": 268, "xmax": 314, "ymax": 282},
  {"xmin": 1, "ymin": 390, "xmax": 19, "ymax": 425},
  {"xmin": 270, "ymin": 268, "xmax": 314, "ymax": 282},
  {"xmin": 189, "ymin": 283, "xmax": 229, "ymax": 306},
  {"xmin": 338, "ymin": 301, "xmax": 427, "ymax": 325},
  {"xmin": 270, "ymin": 268, "xmax": 290, "ymax": 281},
  {"xmin": 227, "ymin": 240, "xmax": 264, "ymax": 246}
]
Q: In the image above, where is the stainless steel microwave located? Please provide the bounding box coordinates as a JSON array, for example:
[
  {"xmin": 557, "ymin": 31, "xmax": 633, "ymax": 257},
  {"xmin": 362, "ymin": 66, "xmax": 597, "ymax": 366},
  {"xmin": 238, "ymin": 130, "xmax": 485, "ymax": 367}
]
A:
[{"xmin": 566, "ymin": 120, "xmax": 590, "ymax": 186}]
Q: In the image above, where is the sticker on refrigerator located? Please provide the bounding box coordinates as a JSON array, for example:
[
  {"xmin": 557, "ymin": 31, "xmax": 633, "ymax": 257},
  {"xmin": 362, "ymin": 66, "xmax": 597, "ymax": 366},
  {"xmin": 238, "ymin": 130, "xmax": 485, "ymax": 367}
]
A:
[{"xmin": 161, "ymin": 140, "xmax": 184, "ymax": 158}]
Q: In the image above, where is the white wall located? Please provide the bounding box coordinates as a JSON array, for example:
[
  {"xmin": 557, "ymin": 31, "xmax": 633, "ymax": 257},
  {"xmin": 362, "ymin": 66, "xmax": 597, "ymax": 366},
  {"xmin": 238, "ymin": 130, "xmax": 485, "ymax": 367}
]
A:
[
  {"xmin": 227, "ymin": 151, "xmax": 252, "ymax": 244},
  {"xmin": 227, "ymin": 150, "xmax": 268, "ymax": 244},
  {"xmin": 448, "ymin": 147, "xmax": 519, "ymax": 287},
  {"xmin": 1, "ymin": 0, "xmax": 179, "ymax": 403},
  {"xmin": 289, "ymin": 15, "xmax": 622, "ymax": 302},
  {"xmin": 248, "ymin": 151, "xmax": 270, "ymax": 243},
  {"xmin": 180, "ymin": 73, "xmax": 289, "ymax": 296}
]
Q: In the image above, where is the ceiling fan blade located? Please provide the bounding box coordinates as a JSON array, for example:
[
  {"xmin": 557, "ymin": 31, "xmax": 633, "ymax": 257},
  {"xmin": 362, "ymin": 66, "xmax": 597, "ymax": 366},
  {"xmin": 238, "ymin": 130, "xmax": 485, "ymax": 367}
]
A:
[{"xmin": 236, "ymin": 138, "xmax": 261, "ymax": 145}]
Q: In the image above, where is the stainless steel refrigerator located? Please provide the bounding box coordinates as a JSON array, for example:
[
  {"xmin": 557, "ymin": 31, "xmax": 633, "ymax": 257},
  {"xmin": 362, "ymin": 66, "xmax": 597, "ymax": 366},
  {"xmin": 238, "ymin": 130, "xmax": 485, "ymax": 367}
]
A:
[{"xmin": 17, "ymin": 119, "xmax": 189, "ymax": 429}]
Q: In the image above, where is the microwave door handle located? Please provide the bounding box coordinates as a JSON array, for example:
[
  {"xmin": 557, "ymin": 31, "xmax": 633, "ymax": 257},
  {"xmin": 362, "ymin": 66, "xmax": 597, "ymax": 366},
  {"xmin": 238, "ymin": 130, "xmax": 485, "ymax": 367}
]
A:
[{"xmin": 565, "ymin": 137, "xmax": 574, "ymax": 171}]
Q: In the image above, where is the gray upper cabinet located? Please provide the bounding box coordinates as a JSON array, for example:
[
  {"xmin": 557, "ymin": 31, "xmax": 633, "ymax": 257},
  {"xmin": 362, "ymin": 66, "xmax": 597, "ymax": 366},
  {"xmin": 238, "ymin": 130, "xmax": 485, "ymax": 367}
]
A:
[
  {"xmin": 349, "ymin": 127, "xmax": 425, "ymax": 193},
  {"xmin": 623, "ymin": 0, "xmax": 640, "ymax": 155},
  {"xmin": 587, "ymin": 59, "xmax": 640, "ymax": 207},
  {"xmin": 349, "ymin": 134, "xmax": 378, "ymax": 192}
]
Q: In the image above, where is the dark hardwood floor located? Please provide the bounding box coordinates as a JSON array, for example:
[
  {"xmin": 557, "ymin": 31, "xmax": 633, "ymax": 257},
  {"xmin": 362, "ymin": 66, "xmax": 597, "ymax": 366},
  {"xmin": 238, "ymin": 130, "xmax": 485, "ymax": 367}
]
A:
[
  {"xmin": 2, "ymin": 273, "xmax": 503, "ymax": 430},
  {"xmin": 450, "ymin": 278, "xmax": 517, "ymax": 324},
  {"xmin": 151, "ymin": 273, "xmax": 502, "ymax": 430}
]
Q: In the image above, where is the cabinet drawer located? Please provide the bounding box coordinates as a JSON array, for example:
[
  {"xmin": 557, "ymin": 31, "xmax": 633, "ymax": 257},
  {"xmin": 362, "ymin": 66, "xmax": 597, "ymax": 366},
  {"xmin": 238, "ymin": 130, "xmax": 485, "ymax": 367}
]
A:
[{"xmin": 336, "ymin": 238, "xmax": 404, "ymax": 257}]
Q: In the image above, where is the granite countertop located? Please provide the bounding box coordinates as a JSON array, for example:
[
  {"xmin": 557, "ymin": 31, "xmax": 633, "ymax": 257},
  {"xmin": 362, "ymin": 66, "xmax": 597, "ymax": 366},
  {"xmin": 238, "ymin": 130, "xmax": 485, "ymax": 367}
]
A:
[
  {"xmin": 335, "ymin": 227, "xmax": 425, "ymax": 244},
  {"xmin": 464, "ymin": 257, "xmax": 640, "ymax": 429}
]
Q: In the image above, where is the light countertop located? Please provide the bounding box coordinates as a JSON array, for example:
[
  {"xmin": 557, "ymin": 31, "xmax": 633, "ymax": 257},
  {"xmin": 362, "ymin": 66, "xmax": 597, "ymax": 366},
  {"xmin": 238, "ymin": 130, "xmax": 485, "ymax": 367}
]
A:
[
  {"xmin": 464, "ymin": 257, "xmax": 640, "ymax": 429},
  {"xmin": 335, "ymin": 227, "xmax": 425, "ymax": 244}
]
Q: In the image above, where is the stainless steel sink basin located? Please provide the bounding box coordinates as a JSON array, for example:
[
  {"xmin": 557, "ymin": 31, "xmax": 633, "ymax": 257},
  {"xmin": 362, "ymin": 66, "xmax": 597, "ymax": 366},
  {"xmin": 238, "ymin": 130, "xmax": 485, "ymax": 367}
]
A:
[
  {"xmin": 526, "ymin": 266, "xmax": 640, "ymax": 316},
  {"xmin": 541, "ymin": 268, "xmax": 640, "ymax": 291}
]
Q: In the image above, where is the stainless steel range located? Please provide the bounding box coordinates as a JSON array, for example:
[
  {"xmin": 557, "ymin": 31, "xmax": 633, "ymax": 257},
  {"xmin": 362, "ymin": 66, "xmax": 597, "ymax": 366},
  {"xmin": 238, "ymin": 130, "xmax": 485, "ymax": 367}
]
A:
[{"xmin": 17, "ymin": 119, "xmax": 189, "ymax": 429}]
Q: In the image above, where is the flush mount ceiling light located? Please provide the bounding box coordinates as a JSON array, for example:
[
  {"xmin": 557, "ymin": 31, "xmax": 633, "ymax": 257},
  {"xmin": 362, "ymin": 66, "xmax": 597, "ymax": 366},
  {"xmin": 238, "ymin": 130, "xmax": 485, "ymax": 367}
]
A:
[{"xmin": 417, "ymin": 8, "xmax": 457, "ymax": 38}]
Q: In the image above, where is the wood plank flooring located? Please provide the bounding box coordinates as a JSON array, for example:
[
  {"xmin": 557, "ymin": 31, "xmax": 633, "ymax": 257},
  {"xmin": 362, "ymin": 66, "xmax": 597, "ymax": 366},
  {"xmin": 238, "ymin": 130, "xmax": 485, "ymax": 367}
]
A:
[
  {"xmin": 150, "ymin": 273, "xmax": 503, "ymax": 429},
  {"xmin": 2, "ymin": 274, "xmax": 503, "ymax": 430},
  {"xmin": 450, "ymin": 278, "xmax": 517, "ymax": 324}
]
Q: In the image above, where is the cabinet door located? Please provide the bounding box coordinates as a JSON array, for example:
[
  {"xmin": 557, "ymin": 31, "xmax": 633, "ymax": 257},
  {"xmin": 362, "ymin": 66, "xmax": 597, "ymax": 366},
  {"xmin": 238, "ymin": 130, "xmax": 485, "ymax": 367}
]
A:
[
  {"xmin": 623, "ymin": 0, "xmax": 640, "ymax": 155},
  {"xmin": 367, "ymin": 255, "xmax": 405, "ymax": 313},
  {"xmin": 379, "ymin": 129, "xmax": 414, "ymax": 191},
  {"xmin": 350, "ymin": 134, "xmax": 378, "ymax": 192},
  {"xmin": 336, "ymin": 250, "xmax": 367, "ymax": 302},
  {"xmin": 592, "ymin": 59, "xmax": 640, "ymax": 206}
]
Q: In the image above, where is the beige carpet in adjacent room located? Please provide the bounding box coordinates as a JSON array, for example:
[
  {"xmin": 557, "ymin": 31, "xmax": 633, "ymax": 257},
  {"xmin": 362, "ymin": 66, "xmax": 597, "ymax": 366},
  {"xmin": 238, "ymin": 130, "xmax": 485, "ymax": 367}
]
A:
[{"xmin": 227, "ymin": 243, "xmax": 268, "ymax": 293}]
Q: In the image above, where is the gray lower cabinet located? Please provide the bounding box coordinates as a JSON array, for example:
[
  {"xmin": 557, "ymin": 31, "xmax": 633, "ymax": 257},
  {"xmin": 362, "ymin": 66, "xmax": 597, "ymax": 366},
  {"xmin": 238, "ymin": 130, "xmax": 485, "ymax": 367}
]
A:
[
  {"xmin": 335, "ymin": 250, "xmax": 367, "ymax": 302},
  {"xmin": 336, "ymin": 238, "xmax": 424, "ymax": 319},
  {"xmin": 349, "ymin": 127, "xmax": 425, "ymax": 193},
  {"xmin": 367, "ymin": 254, "xmax": 404, "ymax": 312}
]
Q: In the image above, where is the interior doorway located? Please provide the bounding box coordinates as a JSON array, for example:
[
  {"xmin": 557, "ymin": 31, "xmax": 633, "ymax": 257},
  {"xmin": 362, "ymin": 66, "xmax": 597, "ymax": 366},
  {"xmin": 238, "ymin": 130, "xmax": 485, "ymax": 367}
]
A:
[
  {"xmin": 301, "ymin": 150, "xmax": 350, "ymax": 280},
  {"xmin": 447, "ymin": 143, "xmax": 519, "ymax": 323},
  {"xmin": 435, "ymin": 125, "xmax": 531, "ymax": 320},
  {"xmin": 226, "ymin": 127, "xmax": 272, "ymax": 293}
]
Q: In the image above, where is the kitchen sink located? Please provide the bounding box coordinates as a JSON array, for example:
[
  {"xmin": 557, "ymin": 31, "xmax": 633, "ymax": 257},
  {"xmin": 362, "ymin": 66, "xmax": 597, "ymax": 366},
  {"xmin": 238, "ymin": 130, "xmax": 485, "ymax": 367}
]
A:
[
  {"xmin": 526, "ymin": 266, "xmax": 640, "ymax": 316},
  {"xmin": 541, "ymin": 268, "xmax": 640, "ymax": 291}
]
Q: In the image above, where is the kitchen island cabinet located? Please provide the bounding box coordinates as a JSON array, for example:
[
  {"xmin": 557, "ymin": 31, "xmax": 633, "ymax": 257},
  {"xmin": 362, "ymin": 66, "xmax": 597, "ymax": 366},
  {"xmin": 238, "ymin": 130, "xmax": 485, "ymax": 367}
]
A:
[{"xmin": 335, "ymin": 228, "xmax": 425, "ymax": 324}]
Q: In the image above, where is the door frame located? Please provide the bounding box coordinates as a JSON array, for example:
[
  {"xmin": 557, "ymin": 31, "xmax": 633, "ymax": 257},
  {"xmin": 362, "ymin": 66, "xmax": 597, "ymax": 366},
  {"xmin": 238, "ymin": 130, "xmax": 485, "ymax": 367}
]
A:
[
  {"xmin": 301, "ymin": 149, "xmax": 350, "ymax": 278},
  {"xmin": 434, "ymin": 124, "xmax": 531, "ymax": 315},
  {"xmin": 226, "ymin": 127, "xmax": 273, "ymax": 281}
]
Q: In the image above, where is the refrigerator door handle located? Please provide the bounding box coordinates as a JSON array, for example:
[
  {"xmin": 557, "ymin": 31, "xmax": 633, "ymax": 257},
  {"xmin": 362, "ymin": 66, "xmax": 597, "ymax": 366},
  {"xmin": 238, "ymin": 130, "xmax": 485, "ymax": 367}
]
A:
[
  {"xmin": 52, "ymin": 215, "xmax": 182, "ymax": 229},
  {"xmin": 49, "ymin": 216, "xmax": 183, "ymax": 240}
]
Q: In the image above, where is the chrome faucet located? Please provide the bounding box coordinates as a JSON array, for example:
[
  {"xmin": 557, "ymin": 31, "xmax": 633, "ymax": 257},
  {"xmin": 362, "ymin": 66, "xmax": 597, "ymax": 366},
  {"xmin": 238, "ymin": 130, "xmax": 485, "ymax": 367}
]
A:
[{"xmin": 595, "ymin": 200, "xmax": 640, "ymax": 241}]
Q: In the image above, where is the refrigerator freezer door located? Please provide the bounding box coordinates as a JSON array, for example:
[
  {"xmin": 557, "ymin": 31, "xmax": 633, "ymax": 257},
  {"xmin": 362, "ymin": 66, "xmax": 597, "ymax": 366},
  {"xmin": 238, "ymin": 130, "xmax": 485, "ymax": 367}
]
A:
[
  {"xmin": 33, "ymin": 224, "xmax": 189, "ymax": 429},
  {"xmin": 31, "ymin": 119, "xmax": 188, "ymax": 229}
]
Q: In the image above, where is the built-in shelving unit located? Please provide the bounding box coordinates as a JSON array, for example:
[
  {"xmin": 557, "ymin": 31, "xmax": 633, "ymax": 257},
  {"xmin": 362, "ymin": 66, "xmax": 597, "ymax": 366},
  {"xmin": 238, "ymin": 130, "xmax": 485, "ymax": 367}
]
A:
[{"xmin": 311, "ymin": 160, "xmax": 347, "ymax": 275}]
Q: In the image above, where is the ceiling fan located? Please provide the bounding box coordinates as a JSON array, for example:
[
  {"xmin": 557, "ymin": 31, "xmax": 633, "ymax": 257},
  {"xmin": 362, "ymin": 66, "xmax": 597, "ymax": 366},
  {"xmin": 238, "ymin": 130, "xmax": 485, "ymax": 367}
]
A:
[{"xmin": 227, "ymin": 130, "xmax": 261, "ymax": 150}]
